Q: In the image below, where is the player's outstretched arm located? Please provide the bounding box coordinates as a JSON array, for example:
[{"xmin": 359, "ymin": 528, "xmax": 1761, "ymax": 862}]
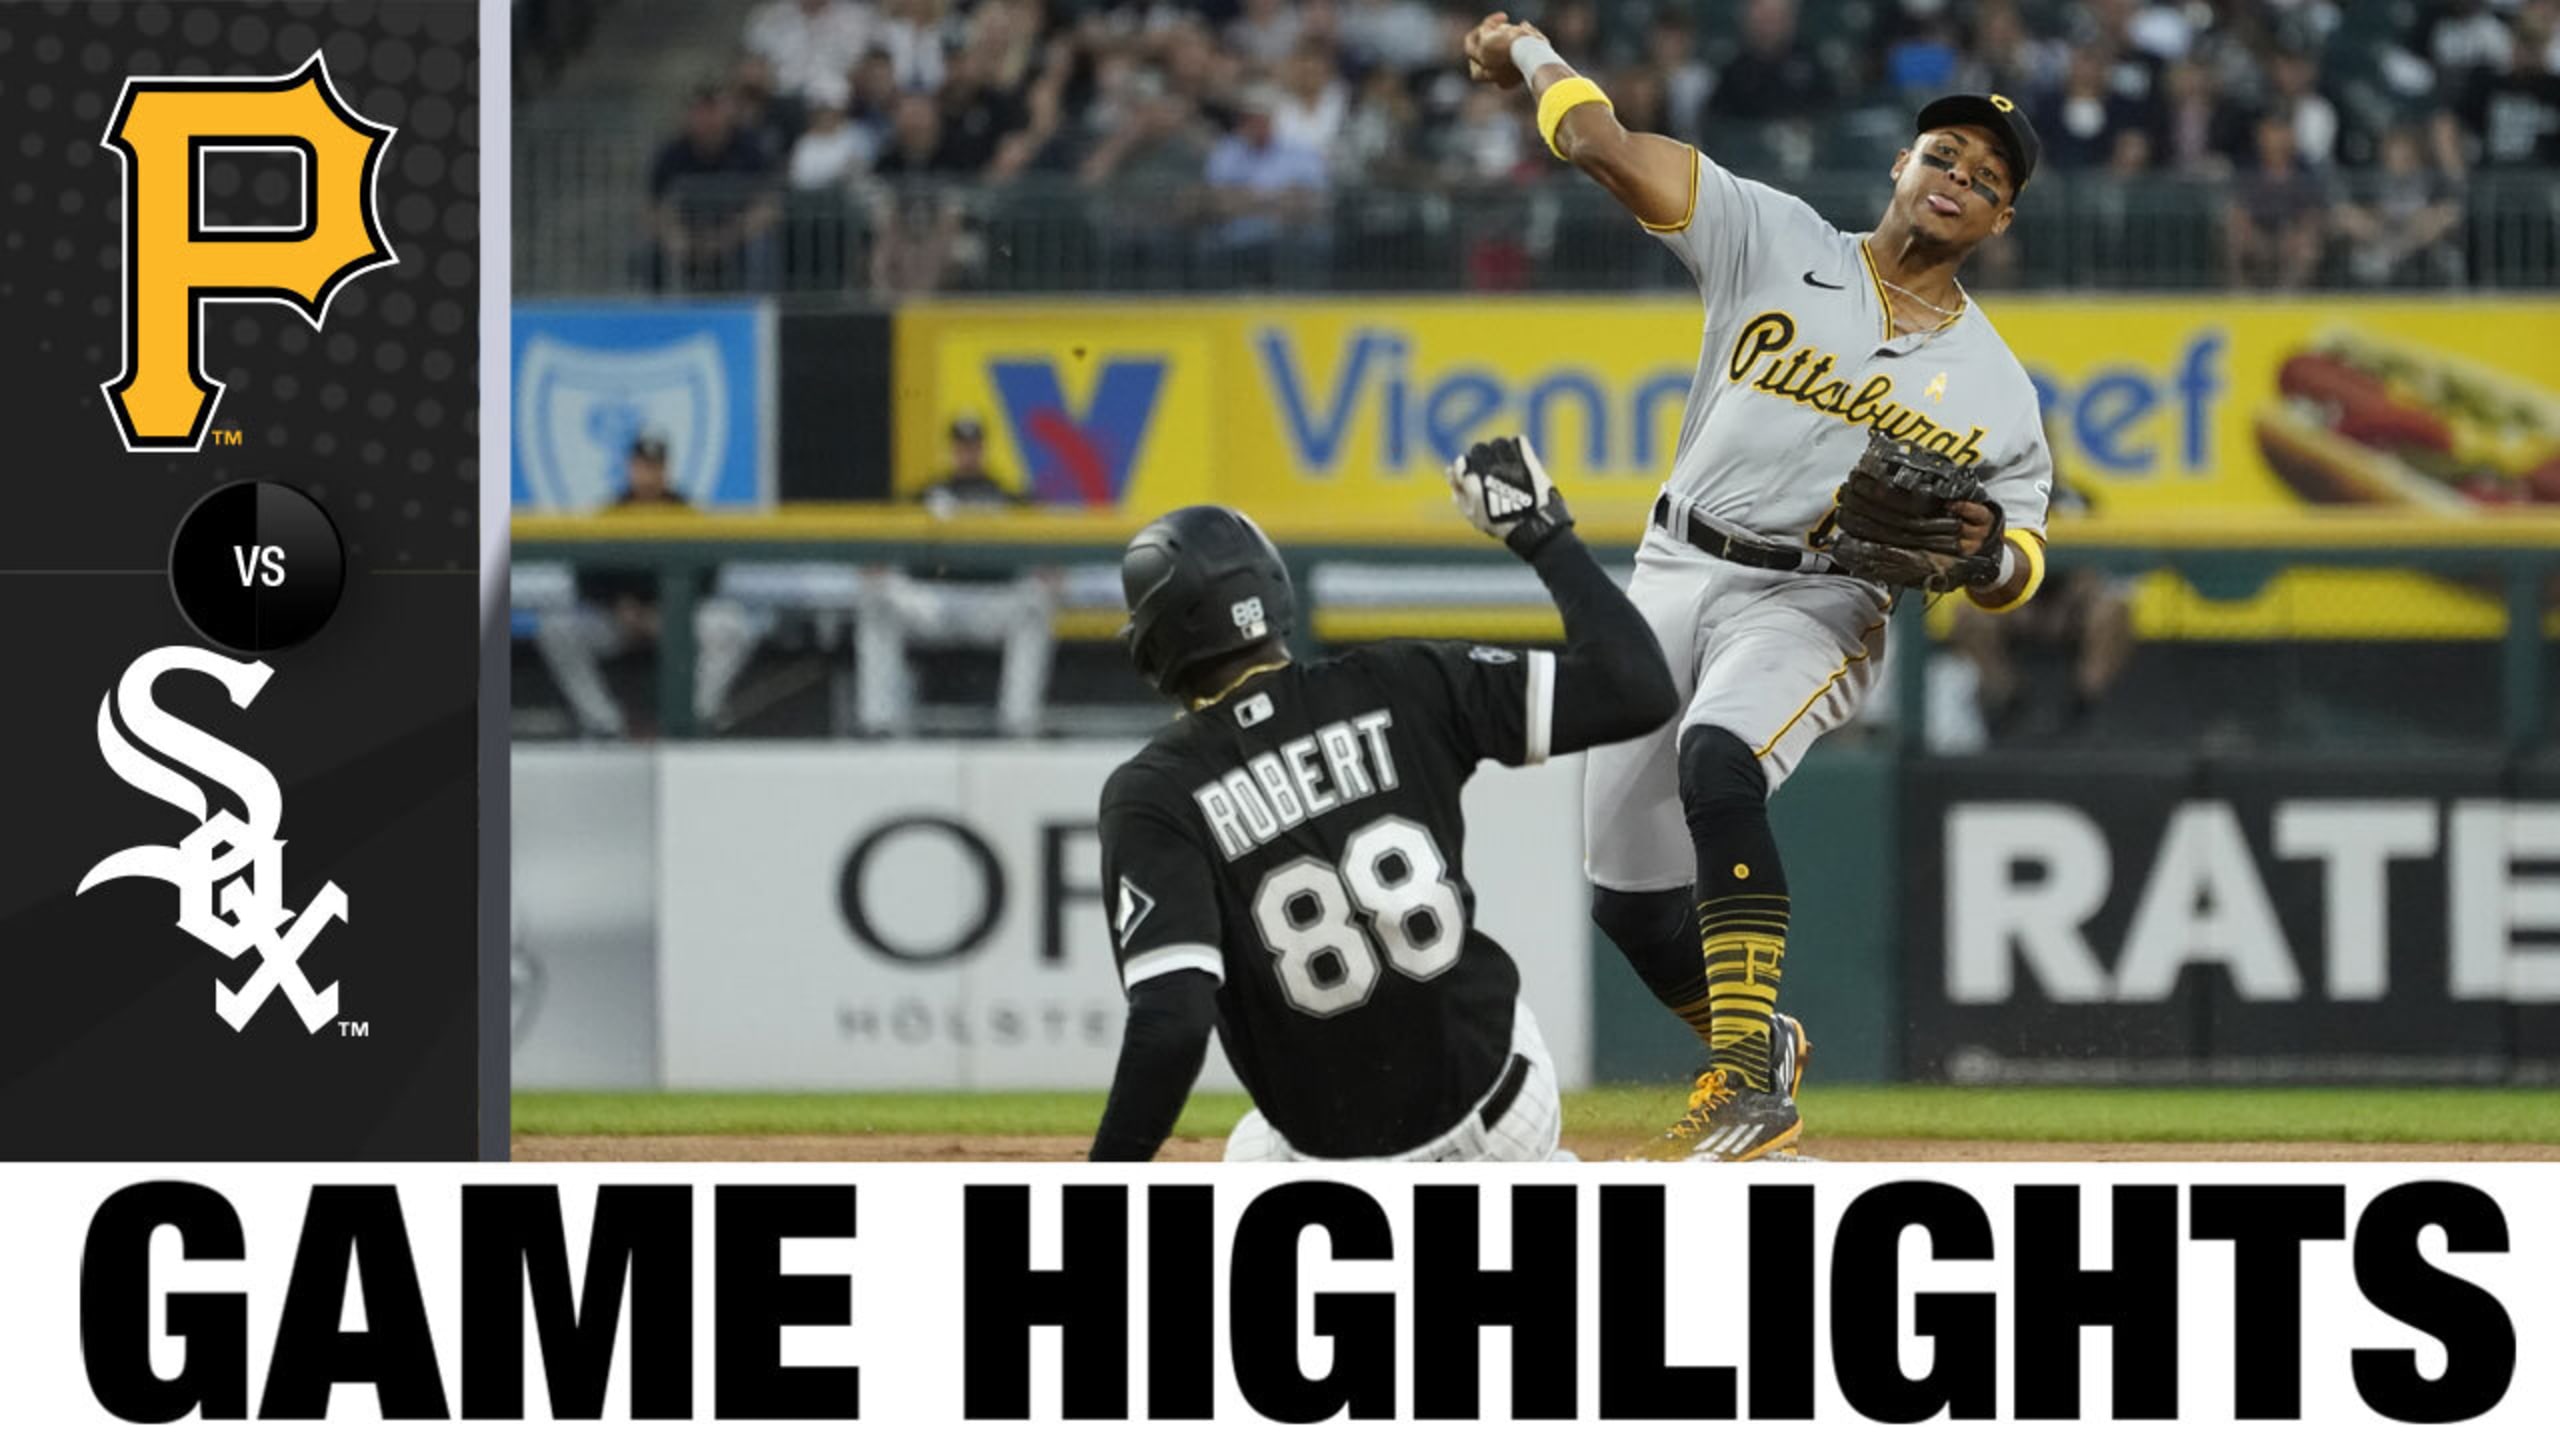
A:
[
  {"xmin": 1449, "ymin": 437, "xmax": 1679, "ymax": 754},
  {"xmin": 1463, "ymin": 14, "xmax": 1696, "ymax": 231},
  {"xmin": 1089, "ymin": 968, "xmax": 1218, "ymax": 1161},
  {"xmin": 1091, "ymin": 792, "xmax": 1226, "ymax": 1161}
]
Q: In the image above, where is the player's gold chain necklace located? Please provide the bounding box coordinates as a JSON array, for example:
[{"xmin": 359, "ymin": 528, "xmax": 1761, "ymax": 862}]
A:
[
  {"xmin": 1191, "ymin": 659, "xmax": 1292, "ymax": 710},
  {"xmin": 1877, "ymin": 276, "xmax": 1962, "ymax": 317},
  {"xmin": 1862, "ymin": 239, "xmax": 1967, "ymax": 332}
]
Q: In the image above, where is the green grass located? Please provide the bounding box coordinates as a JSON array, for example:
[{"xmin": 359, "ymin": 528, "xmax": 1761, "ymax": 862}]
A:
[{"xmin": 515, "ymin": 1087, "xmax": 2560, "ymax": 1146}]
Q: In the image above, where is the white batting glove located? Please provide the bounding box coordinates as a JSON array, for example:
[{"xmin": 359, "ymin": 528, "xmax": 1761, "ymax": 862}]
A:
[{"xmin": 1448, "ymin": 434, "xmax": 1575, "ymax": 559}]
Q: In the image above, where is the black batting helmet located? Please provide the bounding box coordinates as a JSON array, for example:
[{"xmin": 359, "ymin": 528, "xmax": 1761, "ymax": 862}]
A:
[{"xmin": 1119, "ymin": 505, "xmax": 1296, "ymax": 698}]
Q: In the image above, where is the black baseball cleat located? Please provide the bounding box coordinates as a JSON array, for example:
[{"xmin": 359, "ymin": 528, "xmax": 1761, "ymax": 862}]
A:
[{"xmin": 1624, "ymin": 1012, "xmax": 1812, "ymax": 1162}]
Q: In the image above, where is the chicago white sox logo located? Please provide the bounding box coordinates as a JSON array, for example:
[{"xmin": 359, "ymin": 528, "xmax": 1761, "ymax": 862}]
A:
[{"xmin": 76, "ymin": 646, "xmax": 349, "ymax": 1032}]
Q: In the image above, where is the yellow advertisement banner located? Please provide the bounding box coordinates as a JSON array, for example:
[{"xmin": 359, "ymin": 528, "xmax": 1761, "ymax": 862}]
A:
[
  {"xmin": 892, "ymin": 299, "xmax": 1708, "ymax": 532},
  {"xmin": 893, "ymin": 297, "xmax": 2560, "ymax": 636}
]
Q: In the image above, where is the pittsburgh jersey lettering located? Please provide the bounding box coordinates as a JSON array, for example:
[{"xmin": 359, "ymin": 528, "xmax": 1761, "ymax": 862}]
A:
[
  {"xmin": 1725, "ymin": 311, "xmax": 1990, "ymax": 467},
  {"xmin": 1193, "ymin": 709, "xmax": 1397, "ymax": 860}
]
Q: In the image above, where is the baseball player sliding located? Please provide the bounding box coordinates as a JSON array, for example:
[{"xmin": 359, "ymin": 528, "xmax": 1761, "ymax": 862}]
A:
[{"xmin": 1463, "ymin": 15, "xmax": 2055, "ymax": 1160}]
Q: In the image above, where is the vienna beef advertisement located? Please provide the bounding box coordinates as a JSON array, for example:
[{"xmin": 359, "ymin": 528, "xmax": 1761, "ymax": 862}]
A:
[{"xmin": 892, "ymin": 296, "xmax": 2560, "ymax": 638}]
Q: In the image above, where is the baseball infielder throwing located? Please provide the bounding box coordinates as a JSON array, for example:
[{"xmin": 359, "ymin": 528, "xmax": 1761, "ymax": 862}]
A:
[{"xmin": 1464, "ymin": 16, "xmax": 2054, "ymax": 1160}]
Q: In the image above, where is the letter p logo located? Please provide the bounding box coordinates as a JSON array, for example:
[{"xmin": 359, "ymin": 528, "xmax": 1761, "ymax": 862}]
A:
[{"xmin": 102, "ymin": 55, "xmax": 396, "ymax": 452}]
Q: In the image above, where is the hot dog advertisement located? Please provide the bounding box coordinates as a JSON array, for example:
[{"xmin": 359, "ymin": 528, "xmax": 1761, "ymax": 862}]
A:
[{"xmin": 2261, "ymin": 330, "xmax": 2560, "ymax": 510}]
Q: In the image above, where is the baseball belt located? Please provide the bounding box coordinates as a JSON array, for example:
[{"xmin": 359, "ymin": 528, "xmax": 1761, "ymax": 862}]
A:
[
  {"xmin": 1478, "ymin": 1052, "xmax": 1532, "ymax": 1130},
  {"xmin": 1651, "ymin": 495, "xmax": 1826, "ymax": 573}
]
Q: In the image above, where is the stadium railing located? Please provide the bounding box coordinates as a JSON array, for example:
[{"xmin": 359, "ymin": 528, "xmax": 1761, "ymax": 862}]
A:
[
  {"xmin": 515, "ymin": 126, "xmax": 2560, "ymax": 295},
  {"xmin": 512, "ymin": 508, "xmax": 2560, "ymax": 747}
]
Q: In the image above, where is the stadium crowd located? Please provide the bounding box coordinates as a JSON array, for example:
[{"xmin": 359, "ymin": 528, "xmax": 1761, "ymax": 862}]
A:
[{"xmin": 637, "ymin": 0, "xmax": 2560, "ymax": 293}]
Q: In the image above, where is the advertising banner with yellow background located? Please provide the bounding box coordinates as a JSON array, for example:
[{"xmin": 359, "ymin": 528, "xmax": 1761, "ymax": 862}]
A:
[{"xmin": 894, "ymin": 298, "xmax": 2560, "ymax": 637}]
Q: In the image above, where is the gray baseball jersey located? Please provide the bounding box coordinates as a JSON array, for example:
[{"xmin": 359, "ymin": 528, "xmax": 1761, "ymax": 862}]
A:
[
  {"xmin": 1579, "ymin": 146, "xmax": 2056, "ymax": 890},
  {"xmin": 1649, "ymin": 148, "xmax": 2054, "ymax": 544}
]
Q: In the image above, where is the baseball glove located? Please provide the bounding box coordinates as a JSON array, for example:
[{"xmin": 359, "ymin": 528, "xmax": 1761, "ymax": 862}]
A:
[{"xmin": 1811, "ymin": 430, "xmax": 2005, "ymax": 593}]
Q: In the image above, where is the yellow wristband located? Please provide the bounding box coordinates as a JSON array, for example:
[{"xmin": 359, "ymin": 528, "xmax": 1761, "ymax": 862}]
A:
[{"xmin": 1537, "ymin": 77, "xmax": 1611, "ymax": 161}]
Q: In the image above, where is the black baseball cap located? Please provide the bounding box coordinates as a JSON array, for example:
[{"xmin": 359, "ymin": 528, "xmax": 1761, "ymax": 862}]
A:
[
  {"xmin": 1914, "ymin": 92, "xmax": 2039, "ymax": 196},
  {"xmin": 629, "ymin": 431, "xmax": 669, "ymax": 463},
  {"xmin": 949, "ymin": 415, "xmax": 985, "ymax": 443}
]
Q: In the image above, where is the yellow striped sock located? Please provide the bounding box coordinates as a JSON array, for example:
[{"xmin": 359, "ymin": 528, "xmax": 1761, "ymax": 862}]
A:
[{"xmin": 1698, "ymin": 893, "xmax": 1789, "ymax": 1093}]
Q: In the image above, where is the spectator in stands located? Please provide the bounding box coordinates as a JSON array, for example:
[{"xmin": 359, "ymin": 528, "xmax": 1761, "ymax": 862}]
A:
[
  {"xmin": 844, "ymin": 48, "xmax": 903, "ymax": 153},
  {"xmin": 1439, "ymin": 84, "xmax": 1527, "ymax": 181},
  {"xmin": 1201, "ymin": 86, "xmax": 1330, "ymax": 278},
  {"xmin": 2226, "ymin": 114, "xmax": 2328, "ymax": 288},
  {"xmin": 869, "ymin": 92, "xmax": 969, "ymax": 294},
  {"xmin": 2426, "ymin": 0, "xmax": 2516, "ymax": 85},
  {"xmin": 2077, "ymin": 0, "xmax": 2170, "ymax": 112},
  {"xmin": 729, "ymin": 52, "xmax": 805, "ymax": 168},
  {"xmin": 1606, "ymin": 64, "xmax": 1670, "ymax": 140},
  {"xmin": 789, "ymin": 77, "xmax": 875, "ymax": 188},
  {"xmin": 1340, "ymin": 0, "xmax": 1442, "ymax": 72},
  {"xmin": 1300, "ymin": 0, "xmax": 1347, "ymax": 55},
  {"xmin": 650, "ymin": 86, "xmax": 781, "ymax": 291},
  {"xmin": 2533, "ymin": 0, "xmax": 2560, "ymax": 70},
  {"xmin": 1079, "ymin": 48, "xmax": 1149, "ymax": 149},
  {"xmin": 1084, "ymin": 78, "xmax": 1212, "ymax": 276},
  {"xmin": 2265, "ymin": 46, "xmax": 2340, "ymax": 168},
  {"xmin": 2088, "ymin": 0, "xmax": 2191, "ymax": 63},
  {"xmin": 965, "ymin": 0, "xmax": 1044, "ymax": 94},
  {"xmin": 1543, "ymin": 0, "xmax": 1599, "ymax": 65},
  {"xmin": 745, "ymin": 0, "xmax": 877, "ymax": 103},
  {"xmin": 2037, "ymin": 45, "xmax": 2150, "ymax": 170},
  {"xmin": 874, "ymin": 0, "xmax": 951, "ymax": 93},
  {"xmin": 1439, "ymin": 85, "xmax": 1536, "ymax": 286},
  {"xmin": 1884, "ymin": 8, "xmax": 1966, "ymax": 102},
  {"xmin": 533, "ymin": 434, "xmax": 768, "ymax": 737},
  {"xmin": 1708, "ymin": 0, "xmax": 1833, "ymax": 122},
  {"xmin": 2461, "ymin": 0, "xmax": 2560, "ymax": 167},
  {"xmin": 1274, "ymin": 38, "xmax": 1349, "ymax": 156},
  {"xmin": 1159, "ymin": 16, "xmax": 1250, "ymax": 121},
  {"xmin": 1082, "ymin": 72, "xmax": 1211, "ymax": 189},
  {"xmin": 2334, "ymin": 122, "xmax": 2467, "ymax": 286},
  {"xmin": 2109, "ymin": 125, "xmax": 2153, "ymax": 176},
  {"xmin": 1228, "ymin": 0, "xmax": 1303, "ymax": 68},
  {"xmin": 1960, "ymin": 0, "xmax": 2068, "ymax": 102},
  {"xmin": 854, "ymin": 417, "xmax": 1056, "ymax": 739},
  {"xmin": 936, "ymin": 38, "xmax": 1032, "ymax": 176},
  {"xmin": 994, "ymin": 46, "xmax": 1076, "ymax": 179},
  {"xmin": 2155, "ymin": 56, "xmax": 2244, "ymax": 177},
  {"xmin": 873, "ymin": 88, "xmax": 963, "ymax": 178},
  {"xmin": 2037, "ymin": 121, "xmax": 2150, "ymax": 286},
  {"xmin": 1645, "ymin": 10, "xmax": 1713, "ymax": 140},
  {"xmin": 1338, "ymin": 62, "xmax": 1424, "ymax": 183}
]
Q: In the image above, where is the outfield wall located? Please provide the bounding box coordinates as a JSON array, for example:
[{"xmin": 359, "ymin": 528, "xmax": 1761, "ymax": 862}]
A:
[
  {"xmin": 515, "ymin": 741, "xmax": 2560, "ymax": 1090},
  {"xmin": 511, "ymin": 744, "xmax": 1591, "ymax": 1091}
]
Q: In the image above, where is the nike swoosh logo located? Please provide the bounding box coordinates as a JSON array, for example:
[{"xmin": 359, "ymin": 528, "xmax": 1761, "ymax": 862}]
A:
[{"xmin": 1803, "ymin": 271, "xmax": 1845, "ymax": 289}]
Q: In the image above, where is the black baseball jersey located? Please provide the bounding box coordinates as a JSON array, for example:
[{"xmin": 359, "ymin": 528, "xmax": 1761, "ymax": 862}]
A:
[{"xmin": 1099, "ymin": 640, "xmax": 1558, "ymax": 1158}]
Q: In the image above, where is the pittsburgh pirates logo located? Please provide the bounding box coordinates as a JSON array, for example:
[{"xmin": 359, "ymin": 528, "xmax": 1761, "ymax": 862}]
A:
[
  {"xmin": 100, "ymin": 54, "xmax": 396, "ymax": 452},
  {"xmin": 76, "ymin": 646, "xmax": 351, "ymax": 1032}
]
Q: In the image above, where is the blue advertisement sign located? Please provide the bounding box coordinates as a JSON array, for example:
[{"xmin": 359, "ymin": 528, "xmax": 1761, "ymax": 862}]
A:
[{"xmin": 512, "ymin": 302, "xmax": 772, "ymax": 511}]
